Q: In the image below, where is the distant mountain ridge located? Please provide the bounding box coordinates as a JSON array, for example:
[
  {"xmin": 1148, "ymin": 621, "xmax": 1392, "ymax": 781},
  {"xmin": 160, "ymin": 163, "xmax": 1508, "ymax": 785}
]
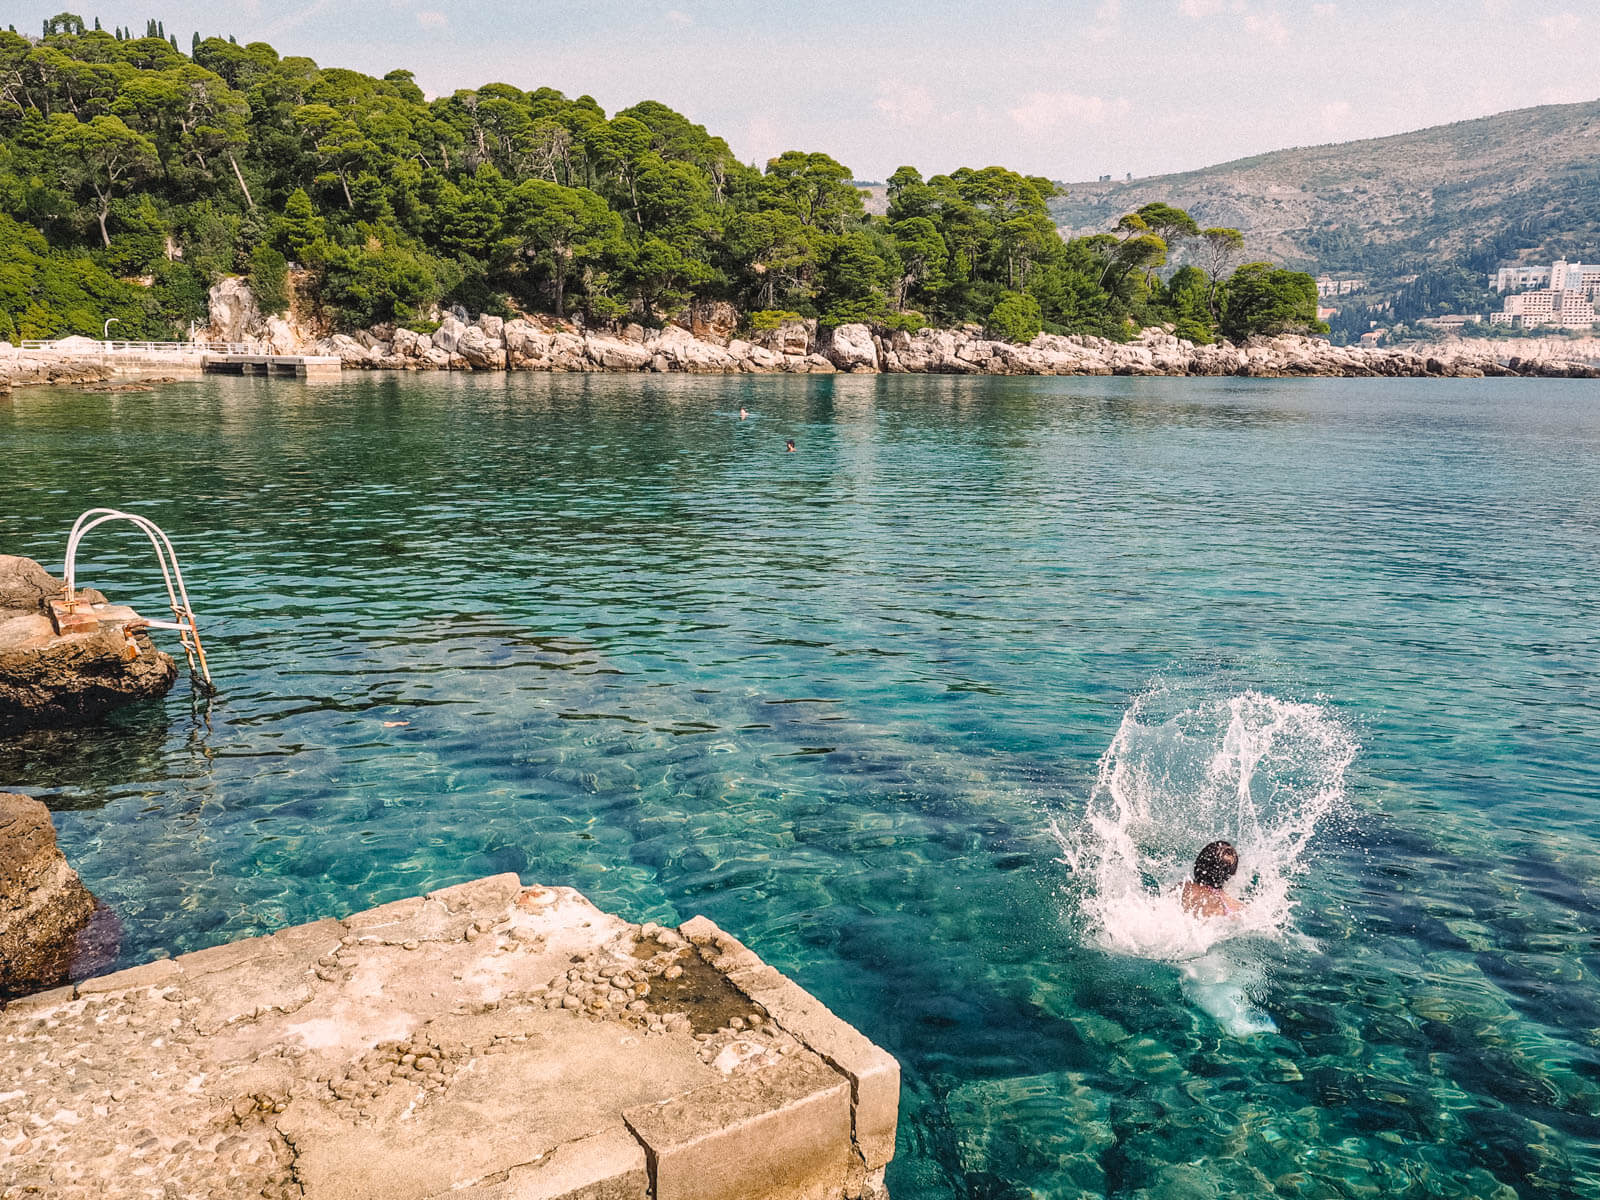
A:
[{"xmin": 1050, "ymin": 99, "xmax": 1600, "ymax": 280}]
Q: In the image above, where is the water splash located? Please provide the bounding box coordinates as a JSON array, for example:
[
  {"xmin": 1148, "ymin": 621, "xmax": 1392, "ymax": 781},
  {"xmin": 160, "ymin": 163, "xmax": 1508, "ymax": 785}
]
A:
[{"xmin": 1056, "ymin": 688, "xmax": 1357, "ymax": 1031}]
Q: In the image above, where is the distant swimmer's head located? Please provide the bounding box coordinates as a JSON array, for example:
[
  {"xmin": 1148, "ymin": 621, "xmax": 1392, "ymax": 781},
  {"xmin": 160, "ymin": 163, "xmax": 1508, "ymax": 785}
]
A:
[
  {"xmin": 1193, "ymin": 840, "xmax": 1239, "ymax": 889},
  {"xmin": 786, "ymin": 439, "xmax": 796, "ymax": 452}
]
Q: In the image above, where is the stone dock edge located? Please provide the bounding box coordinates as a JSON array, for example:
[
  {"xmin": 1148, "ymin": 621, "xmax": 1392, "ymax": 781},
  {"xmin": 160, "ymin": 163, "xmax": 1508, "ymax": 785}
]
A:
[{"xmin": 0, "ymin": 874, "xmax": 899, "ymax": 1200}]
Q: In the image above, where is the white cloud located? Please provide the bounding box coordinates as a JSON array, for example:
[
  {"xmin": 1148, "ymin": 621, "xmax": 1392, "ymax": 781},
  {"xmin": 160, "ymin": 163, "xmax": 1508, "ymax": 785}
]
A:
[
  {"xmin": 1008, "ymin": 91, "xmax": 1128, "ymax": 134},
  {"xmin": 1243, "ymin": 7, "xmax": 1290, "ymax": 46},
  {"xmin": 874, "ymin": 82, "xmax": 936, "ymax": 129},
  {"xmin": 416, "ymin": 10, "xmax": 446, "ymax": 28},
  {"xmin": 1179, "ymin": 0, "xmax": 1225, "ymax": 17},
  {"xmin": 1538, "ymin": 12, "xmax": 1581, "ymax": 38},
  {"xmin": 665, "ymin": 9, "xmax": 692, "ymax": 26},
  {"xmin": 1089, "ymin": 0, "xmax": 1123, "ymax": 43}
]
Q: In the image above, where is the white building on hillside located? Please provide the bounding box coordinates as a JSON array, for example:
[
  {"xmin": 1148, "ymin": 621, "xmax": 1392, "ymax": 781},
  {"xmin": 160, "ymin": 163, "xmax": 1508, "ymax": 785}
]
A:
[
  {"xmin": 1494, "ymin": 260, "xmax": 1600, "ymax": 295},
  {"xmin": 1551, "ymin": 260, "xmax": 1600, "ymax": 294},
  {"xmin": 1316, "ymin": 276, "xmax": 1365, "ymax": 297},
  {"xmin": 1491, "ymin": 287, "xmax": 1599, "ymax": 329},
  {"xmin": 1493, "ymin": 264, "xmax": 1551, "ymax": 292}
]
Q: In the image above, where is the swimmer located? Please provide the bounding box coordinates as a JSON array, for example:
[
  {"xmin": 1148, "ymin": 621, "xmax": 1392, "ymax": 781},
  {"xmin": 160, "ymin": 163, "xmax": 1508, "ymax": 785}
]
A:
[
  {"xmin": 740, "ymin": 407, "xmax": 748, "ymax": 420},
  {"xmin": 786, "ymin": 439, "xmax": 796, "ymax": 452},
  {"xmin": 1181, "ymin": 840, "xmax": 1244, "ymax": 919}
]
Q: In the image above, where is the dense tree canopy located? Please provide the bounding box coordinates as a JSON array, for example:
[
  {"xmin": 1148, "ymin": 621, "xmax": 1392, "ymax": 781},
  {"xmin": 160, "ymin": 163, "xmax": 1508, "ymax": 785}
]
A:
[{"xmin": 0, "ymin": 17, "xmax": 1319, "ymax": 342}]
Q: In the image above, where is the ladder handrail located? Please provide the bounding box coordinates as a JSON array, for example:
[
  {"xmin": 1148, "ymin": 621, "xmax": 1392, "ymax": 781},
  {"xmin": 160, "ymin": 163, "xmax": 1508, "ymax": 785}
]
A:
[{"xmin": 63, "ymin": 508, "xmax": 212, "ymax": 687}]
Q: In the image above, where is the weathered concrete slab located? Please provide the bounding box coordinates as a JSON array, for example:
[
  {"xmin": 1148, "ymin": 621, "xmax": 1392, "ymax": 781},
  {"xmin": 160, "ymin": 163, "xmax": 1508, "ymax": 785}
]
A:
[{"xmin": 0, "ymin": 877, "xmax": 896, "ymax": 1200}]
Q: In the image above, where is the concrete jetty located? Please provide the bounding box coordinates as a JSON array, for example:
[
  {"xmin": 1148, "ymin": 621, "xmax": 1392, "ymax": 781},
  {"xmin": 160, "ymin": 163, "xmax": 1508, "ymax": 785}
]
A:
[
  {"xmin": 3, "ymin": 339, "xmax": 340, "ymax": 387},
  {"xmin": 0, "ymin": 876, "xmax": 898, "ymax": 1200}
]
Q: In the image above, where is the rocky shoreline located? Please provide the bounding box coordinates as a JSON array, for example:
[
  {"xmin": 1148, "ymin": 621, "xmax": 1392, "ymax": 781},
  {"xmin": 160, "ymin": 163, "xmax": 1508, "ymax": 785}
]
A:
[
  {"xmin": 306, "ymin": 316, "xmax": 1600, "ymax": 380},
  {"xmin": 7, "ymin": 280, "xmax": 1600, "ymax": 389}
]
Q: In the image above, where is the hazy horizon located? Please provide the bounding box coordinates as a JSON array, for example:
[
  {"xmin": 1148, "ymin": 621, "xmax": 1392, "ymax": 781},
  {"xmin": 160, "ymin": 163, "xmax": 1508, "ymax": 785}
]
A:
[{"xmin": 17, "ymin": 1, "xmax": 1600, "ymax": 182}]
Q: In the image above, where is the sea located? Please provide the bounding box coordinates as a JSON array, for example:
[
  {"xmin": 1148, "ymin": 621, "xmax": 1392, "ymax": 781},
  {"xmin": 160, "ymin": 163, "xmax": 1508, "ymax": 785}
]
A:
[{"xmin": 3, "ymin": 372, "xmax": 1598, "ymax": 1198}]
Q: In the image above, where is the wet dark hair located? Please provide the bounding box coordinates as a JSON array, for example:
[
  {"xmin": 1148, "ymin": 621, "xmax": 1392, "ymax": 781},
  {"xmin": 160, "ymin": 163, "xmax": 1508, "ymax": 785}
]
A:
[{"xmin": 1193, "ymin": 840, "xmax": 1239, "ymax": 889}]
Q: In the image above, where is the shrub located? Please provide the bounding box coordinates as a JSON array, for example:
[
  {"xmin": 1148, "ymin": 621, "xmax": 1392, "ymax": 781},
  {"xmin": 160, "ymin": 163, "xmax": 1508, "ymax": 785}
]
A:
[
  {"xmin": 986, "ymin": 290, "xmax": 1043, "ymax": 343},
  {"xmin": 749, "ymin": 309, "xmax": 804, "ymax": 332}
]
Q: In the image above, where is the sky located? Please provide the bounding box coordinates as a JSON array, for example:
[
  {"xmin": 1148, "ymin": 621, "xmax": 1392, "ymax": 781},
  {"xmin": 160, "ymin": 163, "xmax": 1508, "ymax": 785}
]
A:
[{"xmin": 23, "ymin": 0, "xmax": 1600, "ymax": 182}]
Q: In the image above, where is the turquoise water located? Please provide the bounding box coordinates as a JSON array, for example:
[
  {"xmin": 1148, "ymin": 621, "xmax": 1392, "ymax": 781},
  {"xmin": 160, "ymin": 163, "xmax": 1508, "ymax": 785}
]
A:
[{"xmin": 4, "ymin": 373, "xmax": 1600, "ymax": 1197}]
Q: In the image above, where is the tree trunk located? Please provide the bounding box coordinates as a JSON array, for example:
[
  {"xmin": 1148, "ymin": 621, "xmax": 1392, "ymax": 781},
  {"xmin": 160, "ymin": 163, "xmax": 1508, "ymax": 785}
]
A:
[
  {"xmin": 97, "ymin": 203, "xmax": 110, "ymax": 249},
  {"xmin": 553, "ymin": 257, "xmax": 567, "ymax": 318},
  {"xmin": 339, "ymin": 169, "xmax": 353, "ymax": 210},
  {"xmin": 228, "ymin": 153, "xmax": 254, "ymax": 208}
]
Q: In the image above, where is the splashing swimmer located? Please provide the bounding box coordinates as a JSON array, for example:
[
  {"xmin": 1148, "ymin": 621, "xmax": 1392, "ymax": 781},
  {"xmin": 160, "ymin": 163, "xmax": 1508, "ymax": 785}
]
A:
[{"xmin": 1181, "ymin": 840, "xmax": 1244, "ymax": 920}]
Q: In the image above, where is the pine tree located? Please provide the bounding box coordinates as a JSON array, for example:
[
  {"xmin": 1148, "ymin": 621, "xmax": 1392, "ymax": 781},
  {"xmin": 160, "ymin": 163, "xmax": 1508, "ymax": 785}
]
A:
[
  {"xmin": 168, "ymin": 32, "xmax": 177, "ymax": 50},
  {"xmin": 93, "ymin": 16, "xmax": 101, "ymax": 31},
  {"xmin": 158, "ymin": 20, "xmax": 165, "ymax": 39},
  {"xmin": 192, "ymin": 31, "xmax": 200, "ymax": 51},
  {"xmin": 228, "ymin": 34, "xmax": 237, "ymax": 43},
  {"xmin": 146, "ymin": 18, "xmax": 156, "ymax": 37}
]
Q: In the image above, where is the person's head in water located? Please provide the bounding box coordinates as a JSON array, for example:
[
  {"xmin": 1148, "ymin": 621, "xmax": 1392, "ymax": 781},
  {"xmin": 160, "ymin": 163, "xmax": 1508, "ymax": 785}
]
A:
[
  {"xmin": 785, "ymin": 439, "xmax": 796, "ymax": 453},
  {"xmin": 1193, "ymin": 840, "xmax": 1239, "ymax": 889}
]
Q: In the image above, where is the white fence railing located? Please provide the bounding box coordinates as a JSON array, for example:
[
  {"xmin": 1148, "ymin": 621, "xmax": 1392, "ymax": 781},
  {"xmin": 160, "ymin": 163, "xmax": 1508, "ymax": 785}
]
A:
[{"xmin": 18, "ymin": 339, "xmax": 252, "ymax": 355}]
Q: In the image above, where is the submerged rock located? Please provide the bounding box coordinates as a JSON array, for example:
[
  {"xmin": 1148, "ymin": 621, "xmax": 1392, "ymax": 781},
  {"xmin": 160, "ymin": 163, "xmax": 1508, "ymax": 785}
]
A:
[
  {"xmin": 0, "ymin": 555, "xmax": 177, "ymax": 735},
  {"xmin": 0, "ymin": 792, "xmax": 96, "ymax": 997}
]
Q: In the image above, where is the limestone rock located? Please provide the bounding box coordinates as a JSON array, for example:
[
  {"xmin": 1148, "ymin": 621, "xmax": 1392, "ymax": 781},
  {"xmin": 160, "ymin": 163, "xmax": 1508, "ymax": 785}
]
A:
[
  {"xmin": 0, "ymin": 557, "xmax": 178, "ymax": 735},
  {"xmin": 206, "ymin": 276, "xmax": 260, "ymax": 344},
  {"xmin": 456, "ymin": 326, "xmax": 505, "ymax": 370},
  {"xmin": 0, "ymin": 555, "xmax": 62, "ymax": 611},
  {"xmin": 824, "ymin": 324, "xmax": 878, "ymax": 372},
  {"xmin": 432, "ymin": 314, "xmax": 469, "ymax": 354},
  {"xmin": 0, "ymin": 792, "xmax": 96, "ymax": 997},
  {"xmin": 687, "ymin": 300, "xmax": 740, "ymax": 346},
  {"xmin": 477, "ymin": 313, "xmax": 505, "ymax": 339},
  {"xmin": 584, "ymin": 334, "xmax": 653, "ymax": 371}
]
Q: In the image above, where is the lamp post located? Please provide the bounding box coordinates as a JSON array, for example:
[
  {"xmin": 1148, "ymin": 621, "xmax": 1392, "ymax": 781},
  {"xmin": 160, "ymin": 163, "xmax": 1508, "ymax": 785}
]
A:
[{"xmin": 103, "ymin": 317, "xmax": 121, "ymax": 342}]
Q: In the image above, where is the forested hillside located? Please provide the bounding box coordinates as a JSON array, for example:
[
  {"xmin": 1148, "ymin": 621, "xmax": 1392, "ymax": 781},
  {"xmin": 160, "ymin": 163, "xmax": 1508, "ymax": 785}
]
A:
[
  {"xmin": 1053, "ymin": 99, "xmax": 1600, "ymax": 280},
  {"xmin": 0, "ymin": 13, "xmax": 1318, "ymax": 345}
]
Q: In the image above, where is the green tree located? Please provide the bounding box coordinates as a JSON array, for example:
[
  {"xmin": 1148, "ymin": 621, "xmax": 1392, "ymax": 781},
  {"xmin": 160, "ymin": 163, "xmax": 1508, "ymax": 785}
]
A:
[
  {"xmin": 1197, "ymin": 227, "xmax": 1245, "ymax": 320},
  {"xmin": 1221, "ymin": 263, "xmax": 1326, "ymax": 340},
  {"xmin": 46, "ymin": 112, "xmax": 157, "ymax": 247},
  {"xmin": 249, "ymin": 243, "xmax": 290, "ymax": 314},
  {"xmin": 506, "ymin": 179, "xmax": 621, "ymax": 317}
]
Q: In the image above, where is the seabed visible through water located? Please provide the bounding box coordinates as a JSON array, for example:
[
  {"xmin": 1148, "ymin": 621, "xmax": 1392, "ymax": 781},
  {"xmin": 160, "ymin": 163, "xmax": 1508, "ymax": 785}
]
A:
[{"xmin": 3, "ymin": 371, "xmax": 1599, "ymax": 1197}]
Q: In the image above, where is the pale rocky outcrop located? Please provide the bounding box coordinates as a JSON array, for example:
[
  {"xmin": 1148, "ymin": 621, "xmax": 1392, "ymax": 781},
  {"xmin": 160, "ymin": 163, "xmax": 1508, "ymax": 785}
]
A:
[
  {"xmin": 686, "ymin": 299, "xmax": 741, "ymax": 346},
  {"xmin": 0, "ymin": 792, "xmax": 96, "ymax": 997},
  {"xmin": 584, "ymin": 333, "xmax": 654, "ymax": 371},
  {"xmin": 0, "ymin": 556, "xmax": 178, "ymax": 735},
  {"xmin": 824, "ymin": 324, "xmax": 879, "ymax": 372},
  {"xmin": 206, "ymin": 276, "xmax": 259, "ymax": 343}
]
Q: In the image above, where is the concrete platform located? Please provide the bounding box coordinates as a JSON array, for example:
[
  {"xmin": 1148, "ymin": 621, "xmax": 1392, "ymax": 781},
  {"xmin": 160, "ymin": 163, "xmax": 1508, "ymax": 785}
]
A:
[
  {"xmin": 0, "ymin": 877, "xmax": 897, "ymax": 1200},
  {"xmin": 203, "ymin": 353, "xmax": 341, "ymax": 381}
]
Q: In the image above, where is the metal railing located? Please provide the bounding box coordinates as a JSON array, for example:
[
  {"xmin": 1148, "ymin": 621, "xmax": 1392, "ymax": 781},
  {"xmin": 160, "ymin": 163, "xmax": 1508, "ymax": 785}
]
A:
[
  {"xmin": 62, "ymin": 508, "xmax": 214, "ymax": 690},
  {"xmin": 18, "ymin": 339, "xmax": 251, "ymax": 354}
]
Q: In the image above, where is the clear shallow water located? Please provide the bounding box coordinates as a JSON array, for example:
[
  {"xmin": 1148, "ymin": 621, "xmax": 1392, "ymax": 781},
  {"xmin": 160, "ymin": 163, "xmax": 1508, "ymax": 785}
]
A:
[{"xmin": 4, "ymin": 373, "xmax": 1600, "ymax": 1198}]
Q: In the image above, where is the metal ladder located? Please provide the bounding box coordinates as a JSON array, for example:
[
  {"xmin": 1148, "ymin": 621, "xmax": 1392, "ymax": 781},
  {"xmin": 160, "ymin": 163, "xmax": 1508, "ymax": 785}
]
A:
[{"xmin": 60, "ymin": 508, "xmax": 214, "ymax": 689}]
